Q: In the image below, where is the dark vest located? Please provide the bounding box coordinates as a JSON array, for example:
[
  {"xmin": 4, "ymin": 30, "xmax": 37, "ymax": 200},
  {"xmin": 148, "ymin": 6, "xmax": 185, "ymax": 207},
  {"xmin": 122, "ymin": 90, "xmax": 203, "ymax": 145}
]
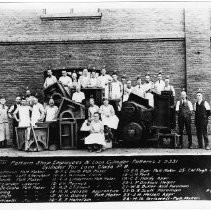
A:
[
  {"xmin": 179, "ymin": 100, "xmax": 191, "ymax": 119},
  {"xmin": 195, "ymin": 100, "xmax": 207, "ymax": 121},
  {"xmin": 12, "ymin": 104, "xmax": 19, "ymax": 119}
]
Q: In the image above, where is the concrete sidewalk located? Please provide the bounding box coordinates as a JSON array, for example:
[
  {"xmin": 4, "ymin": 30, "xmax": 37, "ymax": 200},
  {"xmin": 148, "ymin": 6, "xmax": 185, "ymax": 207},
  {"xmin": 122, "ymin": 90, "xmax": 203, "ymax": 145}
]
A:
[{"xmin": 1, "ymin": 135, "xmax": 211, "ymax": 157}]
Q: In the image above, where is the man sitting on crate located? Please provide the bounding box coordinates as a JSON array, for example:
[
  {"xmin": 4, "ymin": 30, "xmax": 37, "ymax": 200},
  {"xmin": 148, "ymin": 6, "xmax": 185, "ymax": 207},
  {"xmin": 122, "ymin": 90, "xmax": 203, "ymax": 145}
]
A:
[{"xmin": 176, "ymin": 90, "xmax": 193, "ymax": 149}]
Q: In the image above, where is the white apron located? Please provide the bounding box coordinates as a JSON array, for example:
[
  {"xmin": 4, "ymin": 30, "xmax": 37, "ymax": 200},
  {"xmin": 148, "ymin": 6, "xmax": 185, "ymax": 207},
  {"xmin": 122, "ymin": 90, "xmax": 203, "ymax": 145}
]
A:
[
  {"xmin": 0, "ymin": 106, "xmax": 10, "ymax": 142},
  {"xmin": 80, "ymin": 105, "xmax": 99, "ymax": 131},
  {"xmin": 110, "ymin": 81, "xmax": 122, "ymax": 100},
  {"xmin": 84, "ymin": 121, "xmax": 106, "ymax": 146},
  {"xmin": 31, "ymin": 103, "xmax": 44, "ymax": 126},
  {"xmin": 144, "ymin": 82, "xmax": 154, "ymax": 107},
  {"xmin": 98, "ymin": 75, "xmax": 112, "ymax": 99},
  {"xmin": 18, "ymin": 106, "xmax": 31, "ymax": 127},
  {"xmin": 100, "ymin": 105, "xmax": 119, "ymax": 129},
  {"xmin": 45, "ymin": 106, "xmax": 58, "ymax": 121}
]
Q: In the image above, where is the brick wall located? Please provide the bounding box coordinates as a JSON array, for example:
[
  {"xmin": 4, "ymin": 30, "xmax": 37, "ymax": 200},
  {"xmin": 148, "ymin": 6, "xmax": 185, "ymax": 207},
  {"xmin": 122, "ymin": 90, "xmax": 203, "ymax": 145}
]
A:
[
  {"xmin": 185, "ymin": 9, "xmax": 211, "ymax": 104},
  {"xmin": 0, "ymin": 8, "xmax": 185, "ymax": 106},
  {"xmin": 0, "ymin": 8, "xmax": 184, "ymax": 40},
  {"xmin": 0, "ymin": 40, "xmax": 185, "ymax": 105}
]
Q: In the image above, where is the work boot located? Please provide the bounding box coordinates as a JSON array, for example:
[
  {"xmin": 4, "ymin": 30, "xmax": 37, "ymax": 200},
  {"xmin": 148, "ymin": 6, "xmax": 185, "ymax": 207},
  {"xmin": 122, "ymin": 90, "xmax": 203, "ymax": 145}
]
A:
[
  {"xmin": 87, "ymin": 146, "xmax": 94, "ymax": 153},
  {"xmin": 188, "ymin": 143, "xmax": 193, "ymax": 149},
  {"xmin": 205, "ymin": 146, "xmax": 210, "ymax": 150}
]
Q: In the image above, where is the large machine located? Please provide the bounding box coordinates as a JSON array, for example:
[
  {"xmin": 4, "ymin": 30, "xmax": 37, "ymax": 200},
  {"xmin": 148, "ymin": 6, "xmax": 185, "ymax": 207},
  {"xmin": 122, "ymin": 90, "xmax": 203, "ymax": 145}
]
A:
[{"xmin": 118, "ymin": 92, "xmax": 176, "ymax": 147}]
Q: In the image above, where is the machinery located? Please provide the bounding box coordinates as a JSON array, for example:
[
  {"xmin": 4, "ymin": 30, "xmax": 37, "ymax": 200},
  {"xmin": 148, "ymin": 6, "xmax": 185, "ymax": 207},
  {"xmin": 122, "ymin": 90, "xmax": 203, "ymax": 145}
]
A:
[{"xmin": 118, "ymin": 92, "xmax": 176, "ymax": 147}]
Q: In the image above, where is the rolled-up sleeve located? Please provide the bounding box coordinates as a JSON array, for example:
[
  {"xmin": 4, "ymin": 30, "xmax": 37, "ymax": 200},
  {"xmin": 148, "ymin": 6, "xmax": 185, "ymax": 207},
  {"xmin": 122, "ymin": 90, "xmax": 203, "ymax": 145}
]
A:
[{"xmin": 175, "ymin": 101, "xmax": 180, "ymax": 112}]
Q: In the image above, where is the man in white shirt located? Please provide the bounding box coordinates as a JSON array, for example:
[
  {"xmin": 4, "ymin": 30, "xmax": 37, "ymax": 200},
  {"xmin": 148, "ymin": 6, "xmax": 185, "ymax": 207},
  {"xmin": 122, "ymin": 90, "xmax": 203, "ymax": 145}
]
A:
[
  {"xmin": 194, "ymin": 91, "xmax": 211, "ymax": 150},
  {"xmin": 72, "ymin": 85, "xmax": 85, "ymax": 104},
  {"xmin": 45, "ymin": 98, "xmax": 58, "ymax": 121},
  {"xmin": 163, "ymin": 77, "xmax": 175, "ymax": 97},
  {"xmin": 143, "ymin": 74, "xmax": 154, "ymax": 107},
  {"xmin": 25, "ymin": 89, "xmax": 35, "ymax": 106},
  {"xmin": 97, "ymin": 67, "xmax": 112, "ymax": 98},
  {"xmin": 110, "ymin": 72, "xmax": 123, "ymax": 100},
  {"xmin": 89, "ymin": 70, "xmax": 99, "ymax": 87},
  {"xmin": 31, "ymin": 96, "xmax": 45, "ymax": 126},
  {"xmin": 123, "ymin": 80, "xmax": 134, "ymax": 102},
  {"xmin": 8, "ymin": 96, "xmax": 21, "ymax": 147},
  {"xmin": 109, "ymin": 72, "xmax": 123, "ymax": 111},
  {"xmin": 59, "ymin": 70, "xmax": 72, "ymax": 94},
  {"xmin": 78, "ymin": 69, "xmax": 90, "ymax": 88},
  {"xmin": 176, "ymin": 90, "xmax": 193, "ymax": 148},
  {"xmin": 154, "ymin": 72, "xmax": 165, "ymax": 94},
  {"xmin": 71, "ymin": 72, "xmax": 79, "ymax": 88},
  {"xmin": 132, "ymin": 76, "xmax": 145, "ymax": 98},
  {"xmin": 43, "ymin": 69, "xmax": 57, "ymax": 89},
  {"xmin": 13, "ymin": 97, "xmax": 32, "ymax": 151}
]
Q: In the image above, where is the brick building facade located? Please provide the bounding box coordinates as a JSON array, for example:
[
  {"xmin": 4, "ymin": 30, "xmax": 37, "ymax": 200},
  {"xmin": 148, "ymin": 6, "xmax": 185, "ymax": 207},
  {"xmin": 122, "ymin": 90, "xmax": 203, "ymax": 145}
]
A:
[
  {"xmin": 0, "ymin": 8, "xmax": 198, "ymax": 103},
  {"xmin": 0, "ymin": 7, "xmax": 211, "ymax": 137}
]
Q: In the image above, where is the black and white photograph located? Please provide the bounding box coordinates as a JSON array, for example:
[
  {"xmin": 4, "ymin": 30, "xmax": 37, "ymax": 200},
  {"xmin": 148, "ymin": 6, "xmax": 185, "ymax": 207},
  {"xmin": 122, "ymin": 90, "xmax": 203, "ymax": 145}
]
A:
[{"xmin": 0, "ymin": 0, "xmax": 211, "ymax": 209}]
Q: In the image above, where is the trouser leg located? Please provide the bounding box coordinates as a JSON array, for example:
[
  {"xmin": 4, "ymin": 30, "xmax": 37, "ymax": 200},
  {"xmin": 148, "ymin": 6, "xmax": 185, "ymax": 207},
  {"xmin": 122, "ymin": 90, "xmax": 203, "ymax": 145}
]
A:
[
  {"xmin": 185, "ymin": 118, "xmax": 192, "ymax": 146},
  {"xmin": 12, "ymin": 120, "xmax": 18, "ymax": 147},
  {"xmin": 201, "ymin": 120, "xmax": 209, "ymax": 147},
  {"xmin": 195, "ymin": 122, "xmax": 203, "ymax": 148},
  {"xmin": 178, "ymin": 118, "xmax": 185, "ymax": 147}
]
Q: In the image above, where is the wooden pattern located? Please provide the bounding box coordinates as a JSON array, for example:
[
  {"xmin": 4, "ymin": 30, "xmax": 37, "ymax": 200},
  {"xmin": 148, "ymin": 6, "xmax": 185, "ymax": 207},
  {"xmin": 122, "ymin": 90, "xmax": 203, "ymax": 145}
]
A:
[{"xmin": 59, "ymin": 110, "xmax": 78, "ymax": 149}]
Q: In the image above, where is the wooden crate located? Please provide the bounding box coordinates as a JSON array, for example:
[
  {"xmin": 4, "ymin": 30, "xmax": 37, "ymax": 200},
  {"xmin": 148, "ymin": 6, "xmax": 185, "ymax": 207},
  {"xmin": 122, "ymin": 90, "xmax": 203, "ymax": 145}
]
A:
[
  {"xmin": 36, "ymin": 121, "xmax": 60, "ymax": 147},
  {"xmin": 15, "ymin": 127, "xmax": 28, "ymax": 150},
  {"xmin": 15, "ymin": 126, "xmax": 49, "ymax": 151}
]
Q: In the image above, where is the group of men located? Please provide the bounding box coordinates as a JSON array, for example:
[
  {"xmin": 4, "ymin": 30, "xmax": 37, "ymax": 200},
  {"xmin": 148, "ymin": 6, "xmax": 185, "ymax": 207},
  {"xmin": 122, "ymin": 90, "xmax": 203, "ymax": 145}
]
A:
[
  {"xmin": 176, "ymin": 90, "xmax": 211, "ymax": 150},
  {"xmin": 0, "ymin": 67, "xmax": 210, "ymax": 150},
  {"xmin": 43, "ymin": 68, "xmax": 175, "ymax": 107},
  {"xmin": 0, "ymin": 90, "xmax": 58, "ymax": 149}
]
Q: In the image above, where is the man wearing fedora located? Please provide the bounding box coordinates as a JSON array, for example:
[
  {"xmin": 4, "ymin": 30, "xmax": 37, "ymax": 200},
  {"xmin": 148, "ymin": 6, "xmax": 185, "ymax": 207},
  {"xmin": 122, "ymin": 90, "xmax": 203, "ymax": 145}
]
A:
[{"xmin": 194, "ymin": 90, "xmax": 211, "ymax": 150}]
